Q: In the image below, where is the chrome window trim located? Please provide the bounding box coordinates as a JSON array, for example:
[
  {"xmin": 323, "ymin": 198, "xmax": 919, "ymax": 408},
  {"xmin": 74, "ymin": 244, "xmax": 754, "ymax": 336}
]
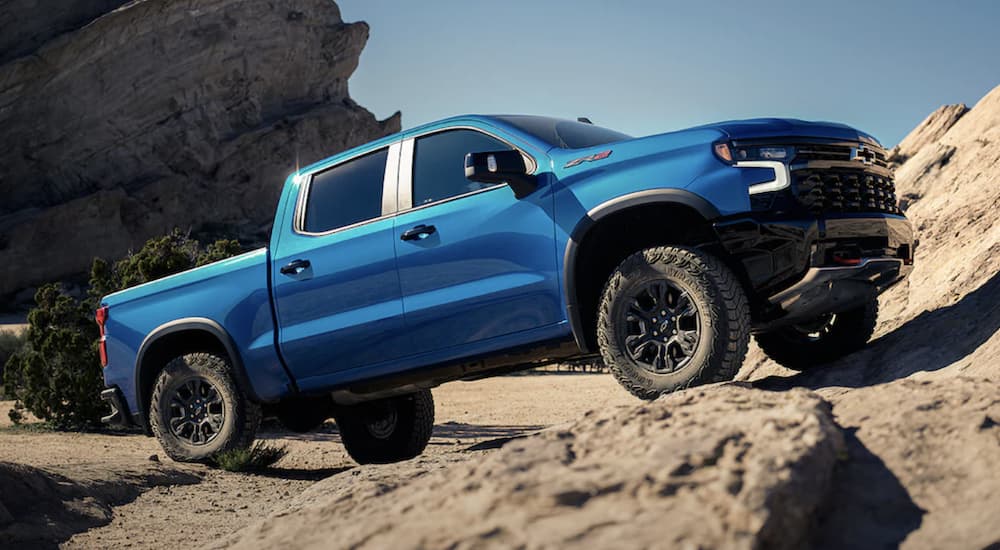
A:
[
  {"xmin": 398, "ymin": 139, "xmax": 415, "ymax": 212},
  {"xmin": 292, "ymin": 141, "xmax": 400, "ymax": 238},
  {"xmin": 398, "ymin": 125, "xmax": 538, "ymax": 211},
  {"xmin": 380, "ymin": 141, "xmax": 402, "ymax": 215}
]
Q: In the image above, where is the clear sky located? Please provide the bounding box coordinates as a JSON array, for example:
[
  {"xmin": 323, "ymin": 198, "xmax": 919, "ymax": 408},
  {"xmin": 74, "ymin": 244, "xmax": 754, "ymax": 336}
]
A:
[{"xmin": 336, "ymin": 0, "xmax": 1000, "ymax": 147}]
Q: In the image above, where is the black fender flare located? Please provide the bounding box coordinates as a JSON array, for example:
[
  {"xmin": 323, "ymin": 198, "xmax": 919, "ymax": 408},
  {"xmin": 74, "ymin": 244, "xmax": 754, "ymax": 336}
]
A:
[
  {"xmin": 133, "ymin": 317, "xmax": 259, "ymax": 429},
  {"xmin": 563, "ymin": 189, "xmax": 721, "ymax": 352}
]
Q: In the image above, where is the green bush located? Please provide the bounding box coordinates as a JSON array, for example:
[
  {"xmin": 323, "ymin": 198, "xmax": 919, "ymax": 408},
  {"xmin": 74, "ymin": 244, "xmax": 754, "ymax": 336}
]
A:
[
  {"xmin": 3, "ymin": 229, "xmax": 241, "ymax": 429},
  {"xmin": 0, "ymin": 330, "xmax": 27, "ymax": 399},
  {"xmin": 212, "ymin": 442, "xmax": 288, "ymax": 472},
  {"xmin": 3, "ymin": 285, "xmax": 103, "ymax": 428}
]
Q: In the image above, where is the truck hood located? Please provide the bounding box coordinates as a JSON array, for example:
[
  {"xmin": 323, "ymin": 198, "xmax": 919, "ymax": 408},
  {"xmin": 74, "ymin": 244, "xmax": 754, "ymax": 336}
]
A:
[{"xmin": 694, "ymin": 117, "xmax": 881, "ymax": 146}]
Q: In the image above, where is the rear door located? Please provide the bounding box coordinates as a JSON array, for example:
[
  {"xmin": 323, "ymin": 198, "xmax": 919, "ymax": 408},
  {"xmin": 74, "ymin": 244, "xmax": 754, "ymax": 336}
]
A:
[
  {"xmin": 393, "ymin": 127, "xmax": 561, "ymax": 355},
  {"xmin": 271, "ymin": 142, "xmax": 408, "ymax": 385}
]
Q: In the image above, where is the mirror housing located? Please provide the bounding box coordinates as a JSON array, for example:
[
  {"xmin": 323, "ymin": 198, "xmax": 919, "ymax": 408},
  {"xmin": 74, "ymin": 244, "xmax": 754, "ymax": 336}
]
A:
[{"xmin": 464, "ymin": 150, "xmax": 538, "ymax": 199}]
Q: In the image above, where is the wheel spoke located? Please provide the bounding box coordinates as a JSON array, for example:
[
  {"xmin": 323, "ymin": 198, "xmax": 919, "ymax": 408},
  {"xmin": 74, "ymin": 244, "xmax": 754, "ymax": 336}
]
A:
[
  {"xmin": 654, "ymin": 343, "xmax": 671, "ymax": 372},
  {"xmin": 673, "ymin": 293, "xmax": 696, "ymax": 318},
  {"xmin": 676, "ymin": 329, "xmax": 698, "ymax": 355},
  {"xmin": 652, "ymin": 282, "xmax": 669, "ymax": 311},
  {"xmin": 625, "ymin": 334, "xmax": 652, "ymax": 358},
  {"xmin": 206, "ymin": 413, "xmax": 224, "ymax": 432},
  {"xmin": 628, "ymin": 300, "xmax": 654, "ymax": 322}
]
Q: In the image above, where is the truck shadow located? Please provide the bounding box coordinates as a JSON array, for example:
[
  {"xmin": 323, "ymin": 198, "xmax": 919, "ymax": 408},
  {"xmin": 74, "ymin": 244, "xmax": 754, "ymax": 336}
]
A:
[
  {"xmin": 260, "ymin": 421, "xmax": 544, "ymax": 445},
  {"xmin": 753, "ymin": 270, "xmax": 1000, "ymax": 391},
  {"xmin": 813, "ymin": 428, "xmax": 924, "ymax": 549}
]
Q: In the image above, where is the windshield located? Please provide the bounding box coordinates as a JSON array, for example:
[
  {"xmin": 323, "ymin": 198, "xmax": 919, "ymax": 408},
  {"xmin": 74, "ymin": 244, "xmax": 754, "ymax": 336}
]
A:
[{"xmin": 495, "ymin": 115, "xmax": 632, "ymax": 149}]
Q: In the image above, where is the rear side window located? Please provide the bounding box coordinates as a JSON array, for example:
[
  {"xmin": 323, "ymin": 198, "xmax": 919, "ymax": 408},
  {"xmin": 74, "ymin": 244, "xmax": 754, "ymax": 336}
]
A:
[
  {"xmin": 303, "ymin": 148, "xmax": 388, "ymax": 233},
  {"xmin": 411, "ymin": 129, "xmax": 512, "ymax": 206}
]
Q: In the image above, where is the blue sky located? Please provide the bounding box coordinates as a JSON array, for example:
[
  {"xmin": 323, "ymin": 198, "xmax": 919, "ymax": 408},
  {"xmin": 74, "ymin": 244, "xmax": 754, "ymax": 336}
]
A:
[{"xmin": 336, "ymin": 1, "xmax": 1000, "ymax": 146}]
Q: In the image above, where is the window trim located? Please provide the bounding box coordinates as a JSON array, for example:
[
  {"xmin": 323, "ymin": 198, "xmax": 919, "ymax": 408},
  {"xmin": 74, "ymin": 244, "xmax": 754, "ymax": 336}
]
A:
[
  {"xmin": 398, "ymin": 126, "xmax": 538, "ymax": 212},
  {"xmin": 293, "ymin": 141, "xmax": 401, "ymax": 237}
]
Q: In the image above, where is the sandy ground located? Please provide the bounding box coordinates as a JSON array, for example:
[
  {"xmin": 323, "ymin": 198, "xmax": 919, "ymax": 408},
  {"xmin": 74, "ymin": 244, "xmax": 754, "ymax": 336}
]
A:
[{"xmin": 0, "ymin": 374, "xmax": 634, "ymax": 549}]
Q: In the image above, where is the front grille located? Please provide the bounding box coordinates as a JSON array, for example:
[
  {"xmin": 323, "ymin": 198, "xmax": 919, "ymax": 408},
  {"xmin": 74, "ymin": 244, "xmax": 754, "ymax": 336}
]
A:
[{"xmin": 793, "ymin": 170, "xmax": 901, "ymax": 215}]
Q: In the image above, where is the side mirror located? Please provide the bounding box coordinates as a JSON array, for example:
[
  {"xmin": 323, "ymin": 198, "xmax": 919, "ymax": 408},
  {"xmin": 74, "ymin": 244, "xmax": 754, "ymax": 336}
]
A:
[{"xmin": 464, "ymin": 150, "xmax": 538, "ymax": 199}]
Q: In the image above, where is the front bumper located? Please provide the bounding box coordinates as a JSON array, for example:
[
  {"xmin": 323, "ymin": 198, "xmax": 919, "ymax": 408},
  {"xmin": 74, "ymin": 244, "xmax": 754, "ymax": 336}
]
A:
[
  {"xmin": 715, "ymin": 213, "xmax": 914, "ymax": 328},
  {"xmin": 100, "ymin": 386, "xmax": 134, "ymax": 427}
]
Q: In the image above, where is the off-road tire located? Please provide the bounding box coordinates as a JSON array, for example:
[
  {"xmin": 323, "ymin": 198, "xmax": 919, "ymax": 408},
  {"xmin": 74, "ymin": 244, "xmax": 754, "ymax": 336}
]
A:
[
  {"xmin": 598, "ymin": 246, "xmax": 750, "ymax": 400},
  {"xmin": 150, "ymin": 352, "xmax": 261, "ymax": 463},
  {"xmin": 754, "ymin": 297, "xmax": 878, "ymax": 370},
  {"xmin": 335, "ymin": 390, "xmax": 434, "ymax": 464}
]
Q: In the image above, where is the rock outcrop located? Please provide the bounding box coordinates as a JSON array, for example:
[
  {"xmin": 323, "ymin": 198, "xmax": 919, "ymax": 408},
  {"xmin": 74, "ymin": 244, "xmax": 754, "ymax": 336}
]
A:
[
  {"xmin": 0, "ymin": 0, "xmax": 400, "ymax": 299},
  {"xmin": 218, "ymin": 385, "xmax": 845, "ymax": 550},
  {"xmin": 888, "ymin": 103, "xmax": 968, "ymax": 166}
]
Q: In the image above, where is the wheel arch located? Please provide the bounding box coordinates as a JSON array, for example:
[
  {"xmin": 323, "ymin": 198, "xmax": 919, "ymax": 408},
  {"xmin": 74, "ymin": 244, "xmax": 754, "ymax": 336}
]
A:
[
  {"xmin": 134, "ymin": 318, "xmax": 258, "ymax": 432},
  {"xmin": 564, "ymin": 189, "xmax": 740, "ymax": 353}
]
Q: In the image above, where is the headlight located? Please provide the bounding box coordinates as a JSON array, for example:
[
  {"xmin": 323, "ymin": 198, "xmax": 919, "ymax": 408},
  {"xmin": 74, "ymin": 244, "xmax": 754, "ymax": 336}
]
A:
[
  {"xmin": 714, "ymin": 142, "xmax": 795, "ymax": 164},
  {"xmin": 734, "ymin": 145, "xmax": 795, "ymax": 162}
]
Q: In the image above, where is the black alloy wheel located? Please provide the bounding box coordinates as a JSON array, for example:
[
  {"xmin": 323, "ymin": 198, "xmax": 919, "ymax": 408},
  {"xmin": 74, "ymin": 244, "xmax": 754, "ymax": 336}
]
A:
[
  {"xmin": 167, "ymin": 377, "xmax": 226, "ymax": 446},
  {"xmin": 623, "ymin": 279, "xmax": 701, "ymax": 374}
]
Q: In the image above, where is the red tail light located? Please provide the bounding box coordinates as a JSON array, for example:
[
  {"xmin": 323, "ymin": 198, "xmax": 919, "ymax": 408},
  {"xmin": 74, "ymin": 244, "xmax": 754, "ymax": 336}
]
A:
[{"xmin": 96, "ymin": 306, "xmax": 109, "ymax": 367}]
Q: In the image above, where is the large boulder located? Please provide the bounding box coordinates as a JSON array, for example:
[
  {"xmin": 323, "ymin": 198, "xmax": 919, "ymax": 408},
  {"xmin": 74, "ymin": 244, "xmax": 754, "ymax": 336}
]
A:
[
  {"xmin": 217, "ymin": 384, "xmax": 845, "ymax": 550},
  {"xmin": 0, "ymin": 0, "xmax": 400, "ymax": 297}
]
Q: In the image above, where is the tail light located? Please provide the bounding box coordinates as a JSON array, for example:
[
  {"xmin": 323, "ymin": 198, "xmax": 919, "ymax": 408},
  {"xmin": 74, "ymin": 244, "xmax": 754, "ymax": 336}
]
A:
[{"xmin": 96, "ymin": 306, "xmax": 109, "ymax": 367}]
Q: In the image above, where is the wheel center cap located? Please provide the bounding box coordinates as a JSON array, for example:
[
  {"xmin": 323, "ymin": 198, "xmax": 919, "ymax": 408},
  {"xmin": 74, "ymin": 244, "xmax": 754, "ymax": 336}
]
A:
[{"xmin": 659, "ymin": 319, "xmax": 675, "ymax": 333}]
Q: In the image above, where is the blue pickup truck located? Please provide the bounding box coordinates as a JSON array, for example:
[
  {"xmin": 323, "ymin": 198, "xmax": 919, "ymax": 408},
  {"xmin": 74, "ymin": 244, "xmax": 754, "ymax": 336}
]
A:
[{"xmin": 97, "ymin": 115, "xmax": 914, "ymax": 463}]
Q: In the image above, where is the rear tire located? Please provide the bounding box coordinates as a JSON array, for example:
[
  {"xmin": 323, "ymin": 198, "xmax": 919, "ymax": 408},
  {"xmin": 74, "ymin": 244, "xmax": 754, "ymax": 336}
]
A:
[
  {"xmin": 754, "ymin": 297, "xmax": 878, "ymax": 370},
  {"xmin": 149, "ymin": 353, "xmax": 261, "ymax": 463},
  {"xmin": 598, "ymin": 246, "xmax": 750, "ymax": 400},
  {"xmin": 335, "ymin": 390, "xmax": 434, "ymax": 464}
]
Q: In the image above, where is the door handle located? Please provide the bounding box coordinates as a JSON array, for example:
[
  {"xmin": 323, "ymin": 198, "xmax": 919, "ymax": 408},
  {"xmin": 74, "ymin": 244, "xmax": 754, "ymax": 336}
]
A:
[
  {"xmin": 400, "ymin": 224, "xmax": 437, "ymax": 241},
  {"xmin": 280, "ymin": 259, "xmax": 311, "ymax": 275}
]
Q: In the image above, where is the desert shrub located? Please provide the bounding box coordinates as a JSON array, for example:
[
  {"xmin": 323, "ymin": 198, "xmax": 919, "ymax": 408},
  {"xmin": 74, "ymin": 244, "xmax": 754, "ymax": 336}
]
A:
[
  {"xmin": 89, "ymin": 229, "xmax": 241, "ymax": 301},
  {"xmin": 212, "ymin": 442, "xmax": 288, "ymax": 472},
  {"xmin": 0, "ymin": 330, "xmax": 27, "ymax": 398},
  {"xmin": 4, "ymin": 229, "xmax": 241, "ymax": 429},
  {"xmin": 3, "ymin": 285, "xmax": 103, "ymax": 428}
]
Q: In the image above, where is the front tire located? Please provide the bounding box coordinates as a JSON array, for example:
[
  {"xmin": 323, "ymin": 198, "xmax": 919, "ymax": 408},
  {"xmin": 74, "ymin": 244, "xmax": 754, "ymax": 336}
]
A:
[
  {"xmin": 754, "ymin": 297, "xmax": 878, "ymax": 370},
  {"xmin": 598, "ymin": 246, "xmax": 750, "ymax": 400},
  {"xmin": 149, "ymin": 353, "xmax": 261, "ymax": 463},
  {"xmin": 335, "ymin": 390, "xmax": 434, "ymax": 464}
]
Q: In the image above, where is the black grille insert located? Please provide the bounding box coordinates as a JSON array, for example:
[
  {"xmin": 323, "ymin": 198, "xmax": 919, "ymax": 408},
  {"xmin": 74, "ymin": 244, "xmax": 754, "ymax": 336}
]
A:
[{"xmin": 793, "ymin": 170, "xmax": 900, "ymax": 215}]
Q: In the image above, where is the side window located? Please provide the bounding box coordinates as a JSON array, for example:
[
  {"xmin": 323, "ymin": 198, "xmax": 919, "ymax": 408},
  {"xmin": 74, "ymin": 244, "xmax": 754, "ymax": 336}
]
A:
[
  {"xmin": 303, "ymin": 148, "xmax": 388, "ymax": 233},
  {"xmin": 412, "ymin": 129, "xmax": 512, "ymax": 206}
]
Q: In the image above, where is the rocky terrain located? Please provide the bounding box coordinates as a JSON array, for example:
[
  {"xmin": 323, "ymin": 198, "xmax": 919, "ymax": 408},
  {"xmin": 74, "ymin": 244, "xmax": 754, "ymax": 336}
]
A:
[{"xmin": 0, "ymin": 0, "xmax": 400, "ymax": 299}]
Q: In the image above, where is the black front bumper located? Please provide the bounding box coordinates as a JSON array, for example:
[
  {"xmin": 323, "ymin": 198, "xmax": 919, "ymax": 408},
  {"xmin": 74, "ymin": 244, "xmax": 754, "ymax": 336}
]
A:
[
  {"xmin": 100, "ymin": 386, "xmax": 134, "ymax": 427},
  {"xmin": 715, "ymin": 213, "xmax": 914, "ymax": 328}
]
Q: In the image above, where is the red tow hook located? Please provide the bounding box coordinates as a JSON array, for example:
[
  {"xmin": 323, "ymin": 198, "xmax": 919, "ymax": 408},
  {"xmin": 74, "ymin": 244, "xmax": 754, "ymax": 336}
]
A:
[{"xmin": 832, "ymin": 256, "xmax": 863, "ymax": 266}]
